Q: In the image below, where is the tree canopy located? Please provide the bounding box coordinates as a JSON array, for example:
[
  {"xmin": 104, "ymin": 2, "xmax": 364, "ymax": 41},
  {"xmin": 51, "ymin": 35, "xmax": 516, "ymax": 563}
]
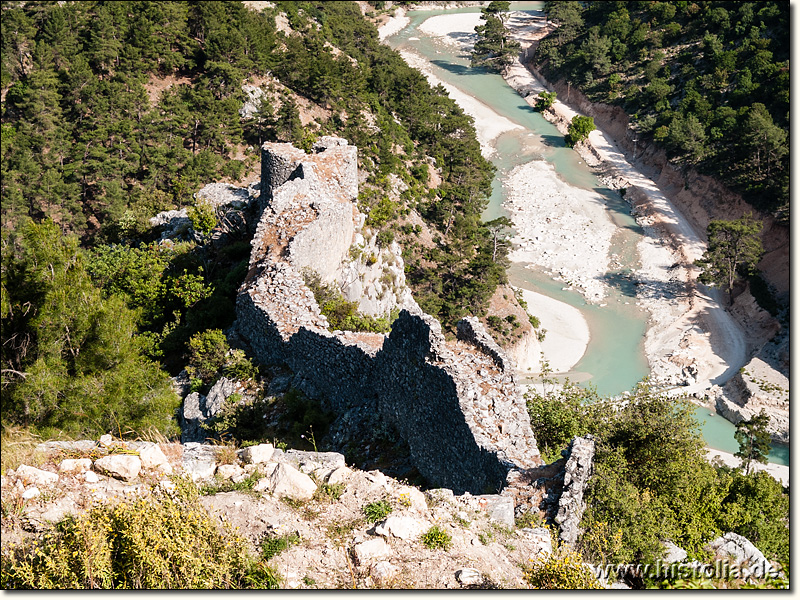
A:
[
  {"xmin": 534, "ymin": 1, "xmax": 789, "ymax": 219},
  {"xmin": 695, "ymin": 214, "xmax": 764, "ymax": 305},
  {"xmin": 470, "ymin": 1, "xmax": 520, "ymax": 74}
]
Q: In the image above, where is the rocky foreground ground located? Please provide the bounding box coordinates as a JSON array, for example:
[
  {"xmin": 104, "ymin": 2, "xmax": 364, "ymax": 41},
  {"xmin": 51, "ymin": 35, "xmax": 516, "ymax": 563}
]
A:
[{"xmin": 1, "ymin": 434, "xmax": 782, "ymax": 589}]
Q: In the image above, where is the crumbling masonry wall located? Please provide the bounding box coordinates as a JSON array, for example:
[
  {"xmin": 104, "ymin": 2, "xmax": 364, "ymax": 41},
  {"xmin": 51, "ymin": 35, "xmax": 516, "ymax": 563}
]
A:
[{"xmin": 235, "ymin": 138, "xmax": 542, "ymax": 494}]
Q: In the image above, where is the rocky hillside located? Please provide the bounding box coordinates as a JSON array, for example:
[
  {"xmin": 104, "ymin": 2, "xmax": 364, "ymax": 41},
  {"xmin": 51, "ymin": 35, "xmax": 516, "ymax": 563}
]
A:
[{"xmin": 1, "ymin": 433, "xmax": 783, "ymax": 589}]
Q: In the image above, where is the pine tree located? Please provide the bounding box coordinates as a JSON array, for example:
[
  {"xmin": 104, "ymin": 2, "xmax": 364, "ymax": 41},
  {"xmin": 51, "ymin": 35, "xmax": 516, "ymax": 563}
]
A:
[
  {"xmin": 734, "ymin": 411, "xmax": 771, "ymax": 474},
  {"xmin": 470, "ymin": 1, "xmax": 520, "ymax": 74}
]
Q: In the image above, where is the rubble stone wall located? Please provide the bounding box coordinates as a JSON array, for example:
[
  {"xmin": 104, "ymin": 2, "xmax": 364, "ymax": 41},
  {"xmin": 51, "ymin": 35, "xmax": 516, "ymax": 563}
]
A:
[{"xmin": 234, "ymin": 138, "xmax": 542, "ymax": 494}]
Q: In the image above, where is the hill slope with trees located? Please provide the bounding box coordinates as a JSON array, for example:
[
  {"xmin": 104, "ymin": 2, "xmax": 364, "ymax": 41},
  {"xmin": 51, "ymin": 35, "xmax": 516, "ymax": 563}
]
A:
[
  {"xmin": 534, "ymin": 1, "xmax": 788, "ymax": 220},
  {"xmin": 1, "ymin": 0, "xmax": 506, "ymax": 438}
]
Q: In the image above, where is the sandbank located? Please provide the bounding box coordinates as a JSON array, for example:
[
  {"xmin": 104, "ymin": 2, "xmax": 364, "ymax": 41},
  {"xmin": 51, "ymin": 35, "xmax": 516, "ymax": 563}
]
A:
[
  {"xmin": 504, "ymin": 161, "xmax": 614, "ymax": 304},
  {"xmin": 705, "ymin": 449, "xmax": 788, "ymax": 486},
  {"xmin": 518, "ymin": 288, "xmax": 589, "ymax": 373},
  {"xmin": 377, "ymin": 6, "xmax": 409, "ymax": 41}
]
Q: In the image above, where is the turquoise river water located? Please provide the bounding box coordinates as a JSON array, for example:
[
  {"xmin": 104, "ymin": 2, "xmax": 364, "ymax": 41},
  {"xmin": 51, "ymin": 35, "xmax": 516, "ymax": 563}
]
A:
[{"xmin": 387, "ymin": 2, "xmax": 788, "ymax": 466}]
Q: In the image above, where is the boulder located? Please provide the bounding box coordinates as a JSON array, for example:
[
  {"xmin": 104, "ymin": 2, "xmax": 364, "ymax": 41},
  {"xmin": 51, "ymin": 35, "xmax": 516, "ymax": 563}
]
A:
[
  {"xmin": 374, "ymin": 516, "xmax": 429, "ymax": 541},
  {"xmin": 705, "ymin": 532, "xmax": 776, "ymax": 578},
  {"xmin": 22, "ymin": 487, "xmax": 41, "ymax": 500},
  {"xmin": 239, "ymin": 443, "xmax": 275, "ymax": 465},
  {"xmin": 94, "ymin": 455, "xmax": 142, "ymax": 481},
  {"xmin": 58, "ymin": 458, "xmax": 93, "ymax": 475},
  {"xmin": 16, "ymin": 465, "xmax": 59, "ymax": 487},
  {"xmin": 216, "ymin": 464, "xmax": 245, "ymax": 480},
  {"xmin": 475, "ymin": 494, "xmax": 515, "ymax": 528},
  {"xmin": 325, "ymin": 466, "xmax": 352, "ymax": 485},
  {"xmin": 396, "ymin": 486, "xmax": 428, "ymax": 514},
  {"xmin": 354, "ymin": 538, "xmax": 392, "ymax": 565},
  {"xmin": 265, "ymin": 463, "xmax": 317, "ymax": 500},
  {"xmin": 662, "ymin": 540, "xmax": 688, "ymax": 564},
  {"xmin": 184, "ymin": 460, "xmax": 217, "ymax": 482},
  {"xmin": 136, "ymin": 443, "xmax": 173, "ymax": 474},
  {"xmin": 456, "ymin": 568, "xmax": 482, "ymax": 586}
]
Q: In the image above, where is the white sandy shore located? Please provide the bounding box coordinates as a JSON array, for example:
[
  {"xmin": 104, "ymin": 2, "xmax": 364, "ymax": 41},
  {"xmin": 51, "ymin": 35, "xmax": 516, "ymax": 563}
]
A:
[
  {"xmin": 518, "ymin": 288, "xmax": 589, "ymax": 373},
  {"xmin": 497, "ymin": 12, "xmax": 749, "ymax": 394},
  {"xmin": 377, "ymin": 6, "xmax": 409, "ymax": 41},
  {"xmin": 417, "ymin": 12, "xmax": 479, "ymax": 49},
  {"xmin": 705, "ymin": 449, "xmax": 789, "ymax": 486}
]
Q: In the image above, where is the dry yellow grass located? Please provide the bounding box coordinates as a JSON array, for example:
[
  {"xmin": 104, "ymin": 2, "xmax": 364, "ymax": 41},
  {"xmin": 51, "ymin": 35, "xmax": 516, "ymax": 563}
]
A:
[{"xmin": 0, "ymin": 426, "xmax": 46, "ymax": 474}]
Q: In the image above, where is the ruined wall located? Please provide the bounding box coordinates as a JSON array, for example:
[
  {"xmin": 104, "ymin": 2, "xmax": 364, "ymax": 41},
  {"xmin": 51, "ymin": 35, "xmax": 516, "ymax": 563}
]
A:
[{"xmin": 235, "ymin": 138, "xmax": 542, "ymax": 494}]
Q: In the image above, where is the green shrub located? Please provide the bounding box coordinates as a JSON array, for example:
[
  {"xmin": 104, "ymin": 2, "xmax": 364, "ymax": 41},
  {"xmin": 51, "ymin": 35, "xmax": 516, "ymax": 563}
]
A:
[
  {"xmin": 260, "ymin": 532, "xmax": 301, "ymax": 561},
  {"xmin": 565, "ymin": 115, "xmax": 596, "ymax": 148},
  {"xmin": 362, "ymin": 500, "xmax": 392, "ymax": 523},
  {"xmin": 376, "ymin": 229, "xmax": 395, "ymax": 248},
  {"xmin": 420, "ymin": 525, "xmax": 452, "ymax": 551},
  {"xmin": 186, "ymin": 329, "xmax": 229, "ymax": 383},
  {"xmin": 187, "ymin": 201, "xmax": 217, "ymax": 235},
  {"xmin": 0, "ymin": 478, "xmax": 277, "ymax": 589}
]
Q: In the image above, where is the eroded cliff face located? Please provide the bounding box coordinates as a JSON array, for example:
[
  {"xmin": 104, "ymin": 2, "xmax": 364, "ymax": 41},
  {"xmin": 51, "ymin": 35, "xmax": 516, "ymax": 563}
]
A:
[
  {"xmin": 234, "ymin": 137, "xmax": 542, "ymax": 494},
  {"xmin": 536, "ymin": 74, "xmax": 788, "ymax": 301}
]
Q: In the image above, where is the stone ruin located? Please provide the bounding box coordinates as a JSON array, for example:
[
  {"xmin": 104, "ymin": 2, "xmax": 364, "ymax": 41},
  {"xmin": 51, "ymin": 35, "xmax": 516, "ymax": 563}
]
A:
[
  {"xmin": 228, "ymin": 136, "xmax": 593, "ymax": 536},
  {"xmin": 233, "ymin": 137, "xmax": 544, "ymax": 495}
]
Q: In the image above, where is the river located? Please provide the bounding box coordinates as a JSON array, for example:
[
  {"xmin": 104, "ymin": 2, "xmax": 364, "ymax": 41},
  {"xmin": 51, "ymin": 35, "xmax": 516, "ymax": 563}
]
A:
[{"xmin": 385, "ymin": 2, "xmax": 788, "ymax": 467}]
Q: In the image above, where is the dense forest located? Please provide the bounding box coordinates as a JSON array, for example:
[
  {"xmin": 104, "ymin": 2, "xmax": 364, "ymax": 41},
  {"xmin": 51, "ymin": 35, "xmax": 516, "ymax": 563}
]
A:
[
  {"xmin": 535, "ymin": 1, "xmax": 789, "ymax": 219},
  {"xmin": 1, "ymin": 0, "xmax": 505, "ymax": 437}
]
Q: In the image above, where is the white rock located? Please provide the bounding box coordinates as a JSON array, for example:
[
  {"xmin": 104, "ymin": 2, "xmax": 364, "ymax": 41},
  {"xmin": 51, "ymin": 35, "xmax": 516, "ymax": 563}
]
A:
[
  {"xmin": 371, "ymin": 561, "xmax": 401, "ymax": 582},
  {"xmin": 253, "ymin": 477, "xmax": 272, "ymax": 492},
  {"xmin": 16, "ymin": 465, "xmax": 59, "ymax": 487},
  {"xmin": 59, "ymin": 458, "xmax": 93, "ymax": 474},
  {"xmin": 184, "ymin": 460, "xmax": 217, "ymax": 482},
  {"xmin": 456, "ymin": 568, "xmax": 482, "ymax": 586},
  {"xmin": 266, "ymin": 463, "xmax": 317, "ymax": 500},
  {"xmin": 138, "ymin": 443, "xmax": 173, "ymax": 474},
  {"xmin": 94, "ymin": 455, "xmax": 142, "ymax": 481},
  {"xmin": 396, "ymin": 486, "xmax": 428, "ymax": 513},
  {"xmin": 239, "ymin": 443, "xmax": 275, "ymax": 464},
  {"xmin": 22, "ymin": 487, "xmax": 41, "ymax": 500},
  {"xmin": 216, "ymin": 464, "xmax": 245, "ymax": 480},
  {"xmin": 354, "ymin": 538, "xmax": 392, "ymax": 565},
  {"xmin": 705, "ymin": 532, "xmax": 775, "ymax": 578},
  {"xmin": 82, "ymin": 471, "xmax": 100, "ymax": 484},
  {"xmin": 662, "ymin": 540, "xmax": 688, "ymax": 564},
  {"xmin": 98, "ymin": 434, "xmax": 114, "ymax": 447},
  {"xmin": 374, "ymin": 516, "xmax": 429, "ymax": 541},
  {"xmin": 325, "ymin": 466, "xmax": 352, "ymax": 485},
  {"xmin": 518, "ymin": 527, "xmax": 553, "ymax": 556}
]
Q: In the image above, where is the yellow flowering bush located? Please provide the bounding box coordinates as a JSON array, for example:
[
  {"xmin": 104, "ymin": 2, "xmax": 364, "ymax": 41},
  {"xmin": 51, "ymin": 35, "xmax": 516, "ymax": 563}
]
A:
[
  {"xmin": 523, "ymin": 545, "xmax": 602, "ymax": 590},
  {"xmin": 1, "ymin": 477, "xmax": 278, "ymax": 589}
]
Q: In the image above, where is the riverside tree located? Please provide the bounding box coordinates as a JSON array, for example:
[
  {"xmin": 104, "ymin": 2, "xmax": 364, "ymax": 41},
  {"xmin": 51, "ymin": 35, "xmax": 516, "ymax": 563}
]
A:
[
  {"xmin": 694, "ymin": 214, "xmax": 764, "ymax": 305},
  {"xmin": 734, "ymin": 410, "xmax": 771, "ymax": 474},
  {"xmin": 470, "ymin": 1, "xmax": 520, "ymax": 74},
  {"xmin": 564, "ymin": 115, "xmax": 595, "ymax": 147}
]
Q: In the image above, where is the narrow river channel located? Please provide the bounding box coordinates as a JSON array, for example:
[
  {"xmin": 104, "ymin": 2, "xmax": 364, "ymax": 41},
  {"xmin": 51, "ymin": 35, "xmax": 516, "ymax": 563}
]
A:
[{"xmin": 386, "ymin": 2, "xmax": 788, "ymax": 466}]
